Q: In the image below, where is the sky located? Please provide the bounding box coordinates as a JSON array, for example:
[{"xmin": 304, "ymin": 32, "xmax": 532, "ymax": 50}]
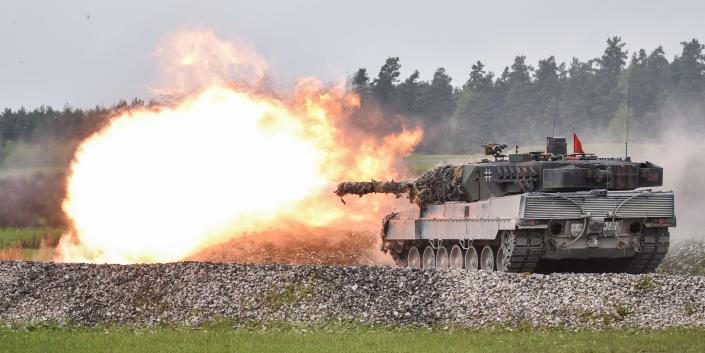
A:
[{"xmin": 1, "ymin": 0, "xmax": 704, "ymax": 109}]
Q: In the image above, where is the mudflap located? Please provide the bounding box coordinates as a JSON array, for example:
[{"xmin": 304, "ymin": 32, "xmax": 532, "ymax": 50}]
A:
[{"xmin": 379, "ymin": 211, "xmax": 399, "ymax": 252}]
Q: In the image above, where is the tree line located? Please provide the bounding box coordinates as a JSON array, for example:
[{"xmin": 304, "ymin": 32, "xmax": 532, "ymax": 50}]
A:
[
  {"xmin": 0, "ymin": 99, "xmax": 150, "ymax": 168},
  {"xmin": 1, "ymin": 36, "xmax": 704, "ymax": 159},
  {"xmin": 0, "ymin": 98, "xmax": 150, "ymax": 145},
  {"xmin": 350, "ymin": 37, "xmax": 705, "ymax": 153}
]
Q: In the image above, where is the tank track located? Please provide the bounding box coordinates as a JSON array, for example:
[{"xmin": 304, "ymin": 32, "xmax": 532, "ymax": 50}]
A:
[
  {"xmin": 625, "ymin": 229, "xmax": 670, "ymax": 274},
  {"xmin": 504, "ymin": 231, "xmax": 544, "ymax": 272},
  {"xmin": 389, "ymin": 230, "xmax": 667, "ymax": 274}
]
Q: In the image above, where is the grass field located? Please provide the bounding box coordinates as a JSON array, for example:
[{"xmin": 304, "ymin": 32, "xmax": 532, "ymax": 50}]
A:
[
  {"xmin": 1, "ymin": 326, "xmax": 703, "ymax": 353},
  {"xmin": 0, "ymin": 227, "xmax": 62, "ymax": 260}
]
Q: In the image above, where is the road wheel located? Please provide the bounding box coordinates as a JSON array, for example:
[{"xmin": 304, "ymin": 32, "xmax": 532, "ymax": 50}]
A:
[
  {"xmin": 480, "ymin": 245, "xmax": 495, "ymax": 271},
  {"xmin": 449, "ymin": 245, "xmax": 464, "ymax": 269},
  {"xmin": 465, "ymin": 246, "xmax": 479, "ymax": 271},
  {"xmin": 496, "ymin": 246, "xmax": 508, "ymax": 272},
  {"xmin": 407, "ymin": 246, "xmax": 421, "ymax": 268},
  {"xmin": 422, "ymin": 246, "xmax": 436, "ymax": 268},
  {"xmin": 436, "ymin": 246, "xmax": 449, "ymax": 269}
]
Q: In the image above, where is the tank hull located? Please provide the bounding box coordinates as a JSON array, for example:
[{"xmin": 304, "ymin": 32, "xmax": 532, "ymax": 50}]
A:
[{"xmin": 384, "ymin": 189, "xmax": 674, "ymax": 273}]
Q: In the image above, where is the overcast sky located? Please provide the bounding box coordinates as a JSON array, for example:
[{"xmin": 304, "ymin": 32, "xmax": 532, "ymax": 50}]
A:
[{"xmin": 1, "ymin": 0, "xmax": 704, "ymax": 109}]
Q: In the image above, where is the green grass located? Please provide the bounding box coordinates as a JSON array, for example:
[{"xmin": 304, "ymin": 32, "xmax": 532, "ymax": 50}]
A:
[
  {"xmin": 0, "ymin": 227, "xmax": 63, "ymax": 261},
  {"xmin": 0, "ymin": 326, "xmax": 703, "ymax": 353},
  {"xmin": 634, "ymin": 277, "xmax": 657, "ymax": 291},
  {"xmin": 0, "ymin": 227, "xmax": 62, "ymax": 250},
  {"xmin": 260, "ymin": 283, "xmax": 315, "ymax": 310}
]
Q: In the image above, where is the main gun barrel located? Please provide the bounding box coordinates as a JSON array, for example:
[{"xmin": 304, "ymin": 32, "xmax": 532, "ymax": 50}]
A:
[
  {"xmin": 334, "ymin": 180, "xmax": 414, "ymax": 199},
  {"xmin": 334, "ymin": 165, "xmax": 467, "ymax": 207}
]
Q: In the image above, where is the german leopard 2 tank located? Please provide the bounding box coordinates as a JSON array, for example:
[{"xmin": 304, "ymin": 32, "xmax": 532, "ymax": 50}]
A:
[{"xmin": 336, "ymin": 137, "xmax": 674, "ymax": 273}]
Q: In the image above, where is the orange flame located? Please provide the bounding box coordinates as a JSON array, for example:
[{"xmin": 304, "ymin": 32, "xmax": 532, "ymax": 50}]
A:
[{"xmin": 57, "ymin": 30, "xmax": 422, "ymax": 264}]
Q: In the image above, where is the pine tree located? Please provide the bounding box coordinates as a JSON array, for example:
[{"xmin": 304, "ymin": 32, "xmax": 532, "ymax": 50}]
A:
[
  {"xmin": 671, "ymin": 39, "xmax": 705, "ymax": 92},
  {"xmin": 371, "ymin": 57, "xmax": 401, "ymax": 103}
]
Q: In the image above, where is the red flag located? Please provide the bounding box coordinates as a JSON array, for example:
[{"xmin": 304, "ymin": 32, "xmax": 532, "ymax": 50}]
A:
[{"xmin": 573, "ymin": 133, "xmax": 585, "ymax": 154}]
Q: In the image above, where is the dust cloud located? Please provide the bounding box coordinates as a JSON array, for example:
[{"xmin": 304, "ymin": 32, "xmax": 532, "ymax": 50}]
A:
[{"xmin": 631, "ymin": 128, "xmax": 705, "ymax": 240}]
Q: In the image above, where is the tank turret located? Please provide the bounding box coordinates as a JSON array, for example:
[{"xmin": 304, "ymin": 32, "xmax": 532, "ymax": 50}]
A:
[{"xmin": 336, "ymin": 138, "xmax": 664, "ymax": 207}]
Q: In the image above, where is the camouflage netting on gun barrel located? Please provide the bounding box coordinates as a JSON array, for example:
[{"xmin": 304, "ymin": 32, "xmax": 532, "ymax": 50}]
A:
[
  {"xmin": 335, "ymin": 180, "xmax": 413, "ymax": 199},
  {"xmin": 335, "ymin": 165, "xmax": 468, "ymax": 208}
]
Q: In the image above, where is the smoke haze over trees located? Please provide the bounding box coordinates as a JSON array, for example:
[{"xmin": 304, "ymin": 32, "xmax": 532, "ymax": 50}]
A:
[
  {"xmin": 350, "ymin": 37, "xmax": 705, "ymax": 153},
  {"xmin": 1, "ymin": 36, "xmax": 704, "ymax": 163}
]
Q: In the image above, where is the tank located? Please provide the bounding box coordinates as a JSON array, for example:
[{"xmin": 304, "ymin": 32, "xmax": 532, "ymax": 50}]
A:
[{"xmin": 336, "ymin": 137, "xmax": 674, "ymax": 273}]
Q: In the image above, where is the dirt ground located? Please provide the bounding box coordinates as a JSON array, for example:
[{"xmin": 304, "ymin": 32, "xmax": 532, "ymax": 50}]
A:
[{"xmin": 189, "ymin": 227, "xmax": 395, "ymax": 266}]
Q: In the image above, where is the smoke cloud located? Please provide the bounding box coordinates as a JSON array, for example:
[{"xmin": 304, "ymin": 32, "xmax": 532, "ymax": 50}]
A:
[{"xmin": 630, "ymin": 96, "xmax": 705, "ymax": 240}]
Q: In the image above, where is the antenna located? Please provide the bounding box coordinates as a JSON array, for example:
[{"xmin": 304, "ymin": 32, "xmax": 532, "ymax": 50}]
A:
[
  {"xmin": 625, "ymin": 71, "xmax": 631, "ymax": 159},
  {"xmin": 552, "ymin": 79, "xmax": 561, "ymax": 136}
]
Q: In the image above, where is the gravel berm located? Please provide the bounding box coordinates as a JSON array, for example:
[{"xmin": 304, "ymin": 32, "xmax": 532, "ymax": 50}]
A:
[{"xmin": 1, "ymin": 261, "xmax": 704, "ymax": 329}]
